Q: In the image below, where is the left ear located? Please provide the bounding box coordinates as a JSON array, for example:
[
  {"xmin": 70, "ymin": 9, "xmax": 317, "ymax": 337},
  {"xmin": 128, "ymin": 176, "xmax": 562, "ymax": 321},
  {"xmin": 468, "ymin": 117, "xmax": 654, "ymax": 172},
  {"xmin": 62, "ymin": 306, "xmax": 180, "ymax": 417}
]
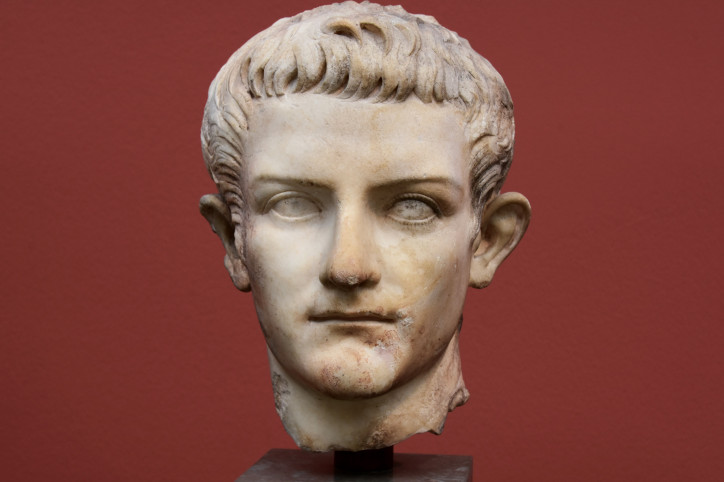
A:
[
  {"xmin": 199, "ymin": 193, "xmax": 251, "ymax": 292},
  {"xmin": 469, "ymin": 192, "xmax": 531, "ymax": 288}
]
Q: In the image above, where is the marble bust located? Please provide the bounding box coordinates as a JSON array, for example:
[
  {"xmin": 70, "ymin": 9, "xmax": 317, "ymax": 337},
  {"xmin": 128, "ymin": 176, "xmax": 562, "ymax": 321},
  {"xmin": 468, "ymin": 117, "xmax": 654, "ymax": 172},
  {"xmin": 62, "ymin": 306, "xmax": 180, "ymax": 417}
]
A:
[{"xmin": 199, "ymin": 1, "xmax": 530, "ymax": 452}]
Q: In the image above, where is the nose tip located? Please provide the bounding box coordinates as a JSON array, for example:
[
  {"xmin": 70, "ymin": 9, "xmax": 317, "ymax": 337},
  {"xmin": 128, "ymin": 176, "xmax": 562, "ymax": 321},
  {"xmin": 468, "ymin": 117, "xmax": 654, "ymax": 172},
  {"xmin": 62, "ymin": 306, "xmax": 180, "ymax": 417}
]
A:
[
  {"xmin": 320, "ymin": 216, "xmax": 380, "ymax": 289},
  {"xmin": 323, "ymin": 265, "xmax": 380, "ymax": 289}
]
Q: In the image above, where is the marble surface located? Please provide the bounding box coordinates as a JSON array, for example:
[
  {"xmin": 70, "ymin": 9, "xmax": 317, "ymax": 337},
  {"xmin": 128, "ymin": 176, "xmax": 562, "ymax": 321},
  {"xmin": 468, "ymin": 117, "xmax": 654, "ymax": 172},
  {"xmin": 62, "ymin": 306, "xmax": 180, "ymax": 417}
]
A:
[{"xmin": 200, "ymin": 2, "xmax": 530, "ymax": 451}]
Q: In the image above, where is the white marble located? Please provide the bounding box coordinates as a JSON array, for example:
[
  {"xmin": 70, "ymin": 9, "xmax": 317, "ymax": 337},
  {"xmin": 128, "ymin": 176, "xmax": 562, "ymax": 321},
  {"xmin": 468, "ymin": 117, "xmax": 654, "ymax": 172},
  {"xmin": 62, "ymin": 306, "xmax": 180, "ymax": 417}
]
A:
[{"xmin": 199, "ymin": 1, "xmax": 530, "ymax": 452}]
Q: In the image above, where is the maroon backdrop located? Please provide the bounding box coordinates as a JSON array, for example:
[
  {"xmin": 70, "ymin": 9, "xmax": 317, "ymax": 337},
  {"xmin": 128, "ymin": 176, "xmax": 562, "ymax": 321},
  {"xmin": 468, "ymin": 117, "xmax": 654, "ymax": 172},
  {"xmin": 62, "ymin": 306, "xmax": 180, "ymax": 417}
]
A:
[{"xmin": 2, "ymin": 1, "xmax": 723, "ymax": 480}]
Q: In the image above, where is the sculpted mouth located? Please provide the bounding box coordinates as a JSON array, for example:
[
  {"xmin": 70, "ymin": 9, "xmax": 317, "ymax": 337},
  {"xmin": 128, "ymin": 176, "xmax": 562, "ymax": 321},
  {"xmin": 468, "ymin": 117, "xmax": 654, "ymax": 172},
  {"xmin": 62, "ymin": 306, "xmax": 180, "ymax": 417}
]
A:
[{"xmin": 309, "ymin": 311, "xmax": 395, "ymax": 323}]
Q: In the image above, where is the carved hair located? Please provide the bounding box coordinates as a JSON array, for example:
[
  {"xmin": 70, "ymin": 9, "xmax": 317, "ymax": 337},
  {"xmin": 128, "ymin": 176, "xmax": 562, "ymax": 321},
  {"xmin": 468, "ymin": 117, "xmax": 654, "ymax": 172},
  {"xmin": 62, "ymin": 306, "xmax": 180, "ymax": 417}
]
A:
[{"xmin": 201, "ymin": 1, "xmax": 514, "ymax": 224}]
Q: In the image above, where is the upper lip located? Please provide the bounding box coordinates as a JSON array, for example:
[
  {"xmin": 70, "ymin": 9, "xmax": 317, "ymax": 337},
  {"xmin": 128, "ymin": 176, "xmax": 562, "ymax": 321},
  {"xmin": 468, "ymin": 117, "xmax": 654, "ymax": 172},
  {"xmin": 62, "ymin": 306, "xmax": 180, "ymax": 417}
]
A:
[{"xmin": 309, "ymin": 311, "xmax": 395, "ymax": 322}]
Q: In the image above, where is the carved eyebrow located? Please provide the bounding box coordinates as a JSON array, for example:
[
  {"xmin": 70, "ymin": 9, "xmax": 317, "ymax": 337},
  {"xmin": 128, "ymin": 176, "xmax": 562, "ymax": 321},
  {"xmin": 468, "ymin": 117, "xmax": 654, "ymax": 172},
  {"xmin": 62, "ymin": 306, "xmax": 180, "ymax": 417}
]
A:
[
  {"xmin": 249, "ymin": 175, "xmax": 466, "ymax": 196},
  {"xmin": 372, "ymin": 177, "xmax": 465, "ymax": 195},
  {"xmin": 249, "ymin": 175, "xmax": 332, "ymax": 190}
]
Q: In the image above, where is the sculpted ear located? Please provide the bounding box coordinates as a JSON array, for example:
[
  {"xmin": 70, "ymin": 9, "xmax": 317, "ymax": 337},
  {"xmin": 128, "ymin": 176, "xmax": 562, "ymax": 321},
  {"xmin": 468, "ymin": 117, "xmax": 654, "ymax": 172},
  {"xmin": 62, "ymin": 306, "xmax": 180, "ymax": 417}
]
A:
[
  {"xmin": 199, "ymin": 194, "xmax": 251, "ymax": 292},
  {"xmin": 469, "ymin": 192, "xmax": 531, "ymax": 289}
]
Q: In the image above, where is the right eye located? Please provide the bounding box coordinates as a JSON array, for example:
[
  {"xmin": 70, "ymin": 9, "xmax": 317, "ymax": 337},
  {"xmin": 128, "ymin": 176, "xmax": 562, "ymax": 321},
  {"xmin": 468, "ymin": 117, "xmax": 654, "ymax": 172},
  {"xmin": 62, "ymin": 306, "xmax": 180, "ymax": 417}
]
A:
[
  {"xmin": 266, "ymin": 193, "xmax": 321, "ymax": 220},
  {"xmin": 387, "ymin": 195, "xmax": 440, "ymax": 225}
]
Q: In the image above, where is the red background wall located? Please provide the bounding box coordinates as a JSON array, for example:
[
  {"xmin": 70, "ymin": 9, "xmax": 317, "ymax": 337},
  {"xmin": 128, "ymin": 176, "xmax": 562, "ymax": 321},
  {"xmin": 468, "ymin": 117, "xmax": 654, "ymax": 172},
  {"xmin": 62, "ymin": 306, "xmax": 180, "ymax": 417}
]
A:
[{"xmin": 2, "ymin": 1, "xmax": 723, "ymax": 480}]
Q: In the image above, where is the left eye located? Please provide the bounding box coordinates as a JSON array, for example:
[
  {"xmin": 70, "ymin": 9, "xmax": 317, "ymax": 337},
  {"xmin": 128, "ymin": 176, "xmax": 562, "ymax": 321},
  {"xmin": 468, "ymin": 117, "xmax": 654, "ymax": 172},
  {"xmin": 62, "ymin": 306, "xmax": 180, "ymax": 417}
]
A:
[
  {"xmin": 388, "ymin": 197, "xmax": 438, "ymax": 223},
  {"xmin": 267, "ymin": 194, "xmax": 321, "ymax": 220}
]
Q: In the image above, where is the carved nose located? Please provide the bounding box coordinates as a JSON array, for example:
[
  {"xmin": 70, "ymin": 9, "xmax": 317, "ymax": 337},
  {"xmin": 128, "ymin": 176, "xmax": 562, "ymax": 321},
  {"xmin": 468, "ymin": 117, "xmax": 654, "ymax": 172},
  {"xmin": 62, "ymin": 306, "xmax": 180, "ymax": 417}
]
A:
[
  {"xmin": 324, "ymin": 265, "xmax": 379, "ymax": 288},
  {"xmin": 320, "ymin": 213, "xmax": 380, "ymax": 289}
]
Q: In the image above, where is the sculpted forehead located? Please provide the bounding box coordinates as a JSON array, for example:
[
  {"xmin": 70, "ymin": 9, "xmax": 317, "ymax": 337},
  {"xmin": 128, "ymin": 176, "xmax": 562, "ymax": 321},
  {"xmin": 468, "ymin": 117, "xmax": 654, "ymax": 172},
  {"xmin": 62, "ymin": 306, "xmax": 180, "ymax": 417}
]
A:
[{"xmin": 243, "ymin": 95, "xmax": 470, "ymax": 185}]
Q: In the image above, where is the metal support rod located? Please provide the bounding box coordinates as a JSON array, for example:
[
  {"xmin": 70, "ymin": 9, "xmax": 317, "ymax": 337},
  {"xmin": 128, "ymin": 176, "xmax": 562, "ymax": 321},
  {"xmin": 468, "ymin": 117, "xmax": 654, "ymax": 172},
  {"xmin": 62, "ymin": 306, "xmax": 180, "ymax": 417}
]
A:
[{"xmin": 334, "ymin": 446, "xmax": 394, "ymax": 473}]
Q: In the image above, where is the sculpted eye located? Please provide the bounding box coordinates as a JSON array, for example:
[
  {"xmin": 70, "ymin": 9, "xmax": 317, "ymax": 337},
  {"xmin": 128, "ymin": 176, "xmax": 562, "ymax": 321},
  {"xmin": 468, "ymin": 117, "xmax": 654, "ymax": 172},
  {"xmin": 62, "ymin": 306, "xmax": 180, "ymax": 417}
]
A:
[
  {"xmin": 267, "ymin": 194, "xmax": 321, "ymax": 220},
  {"xmin": 388, "ymin": 196, "xmax": 438, "ymax": 224}
]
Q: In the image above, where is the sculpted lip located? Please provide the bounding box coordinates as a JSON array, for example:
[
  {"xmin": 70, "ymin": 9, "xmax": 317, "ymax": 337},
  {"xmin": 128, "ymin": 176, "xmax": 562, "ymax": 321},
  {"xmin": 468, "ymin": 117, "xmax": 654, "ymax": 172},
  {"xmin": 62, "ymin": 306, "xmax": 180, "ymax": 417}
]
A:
[{"xmin": 309, "ymin": 311, "xmax": 395, "ymax": 323}]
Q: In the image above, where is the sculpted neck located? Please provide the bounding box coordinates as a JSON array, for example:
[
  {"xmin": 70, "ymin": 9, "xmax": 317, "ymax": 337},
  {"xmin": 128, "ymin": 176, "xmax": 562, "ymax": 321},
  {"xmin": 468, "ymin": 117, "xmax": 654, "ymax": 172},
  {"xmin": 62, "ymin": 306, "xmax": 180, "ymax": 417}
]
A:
[{"xmin": 267, "ymin": 331, "xmax": 469, "ymax": 452}]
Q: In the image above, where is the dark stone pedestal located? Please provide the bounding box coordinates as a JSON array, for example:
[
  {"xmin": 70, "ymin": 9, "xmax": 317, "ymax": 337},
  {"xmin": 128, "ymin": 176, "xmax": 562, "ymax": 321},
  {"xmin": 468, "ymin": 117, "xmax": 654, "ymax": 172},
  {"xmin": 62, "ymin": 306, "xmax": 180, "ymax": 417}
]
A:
[{"xmin": 236, "ymin": 449, "xmax": 472, "ymax": 481}]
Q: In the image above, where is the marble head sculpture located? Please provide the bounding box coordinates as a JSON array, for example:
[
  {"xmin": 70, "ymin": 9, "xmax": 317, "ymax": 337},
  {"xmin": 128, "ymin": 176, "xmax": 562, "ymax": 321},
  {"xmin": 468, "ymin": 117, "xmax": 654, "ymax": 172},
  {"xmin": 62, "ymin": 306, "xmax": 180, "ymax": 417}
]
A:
[{"xmin": 200, "ymin": 1, "xmax": 530, "ymax": 452}]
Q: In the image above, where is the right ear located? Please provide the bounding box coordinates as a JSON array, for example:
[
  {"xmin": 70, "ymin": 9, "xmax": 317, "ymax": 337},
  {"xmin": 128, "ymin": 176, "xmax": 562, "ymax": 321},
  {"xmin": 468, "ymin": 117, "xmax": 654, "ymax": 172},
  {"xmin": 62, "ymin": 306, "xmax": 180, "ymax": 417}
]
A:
[{"xmin": 199, "ymin": 194, "xmax": 251, "ymax": 292}]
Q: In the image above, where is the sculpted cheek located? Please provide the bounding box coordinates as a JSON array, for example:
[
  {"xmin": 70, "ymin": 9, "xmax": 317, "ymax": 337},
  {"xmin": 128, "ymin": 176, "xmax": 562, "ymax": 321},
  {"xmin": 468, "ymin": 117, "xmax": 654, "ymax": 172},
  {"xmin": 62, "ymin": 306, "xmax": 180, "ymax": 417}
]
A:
[
  {"xmin": 373, "ymin": 329, "xmax": 401, "ymax": 365},
  {"xmin": 382, "ymin": 239, "xmax": 438, "ymax": 297}
]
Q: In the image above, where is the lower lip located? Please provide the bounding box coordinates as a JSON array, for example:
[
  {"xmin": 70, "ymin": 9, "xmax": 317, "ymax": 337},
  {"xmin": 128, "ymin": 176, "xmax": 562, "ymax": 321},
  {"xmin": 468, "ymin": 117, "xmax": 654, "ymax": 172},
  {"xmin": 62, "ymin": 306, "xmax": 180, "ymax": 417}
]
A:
[{"xmin": 310, "ymin": 321, "xmax": 395, "ymax": 338}]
